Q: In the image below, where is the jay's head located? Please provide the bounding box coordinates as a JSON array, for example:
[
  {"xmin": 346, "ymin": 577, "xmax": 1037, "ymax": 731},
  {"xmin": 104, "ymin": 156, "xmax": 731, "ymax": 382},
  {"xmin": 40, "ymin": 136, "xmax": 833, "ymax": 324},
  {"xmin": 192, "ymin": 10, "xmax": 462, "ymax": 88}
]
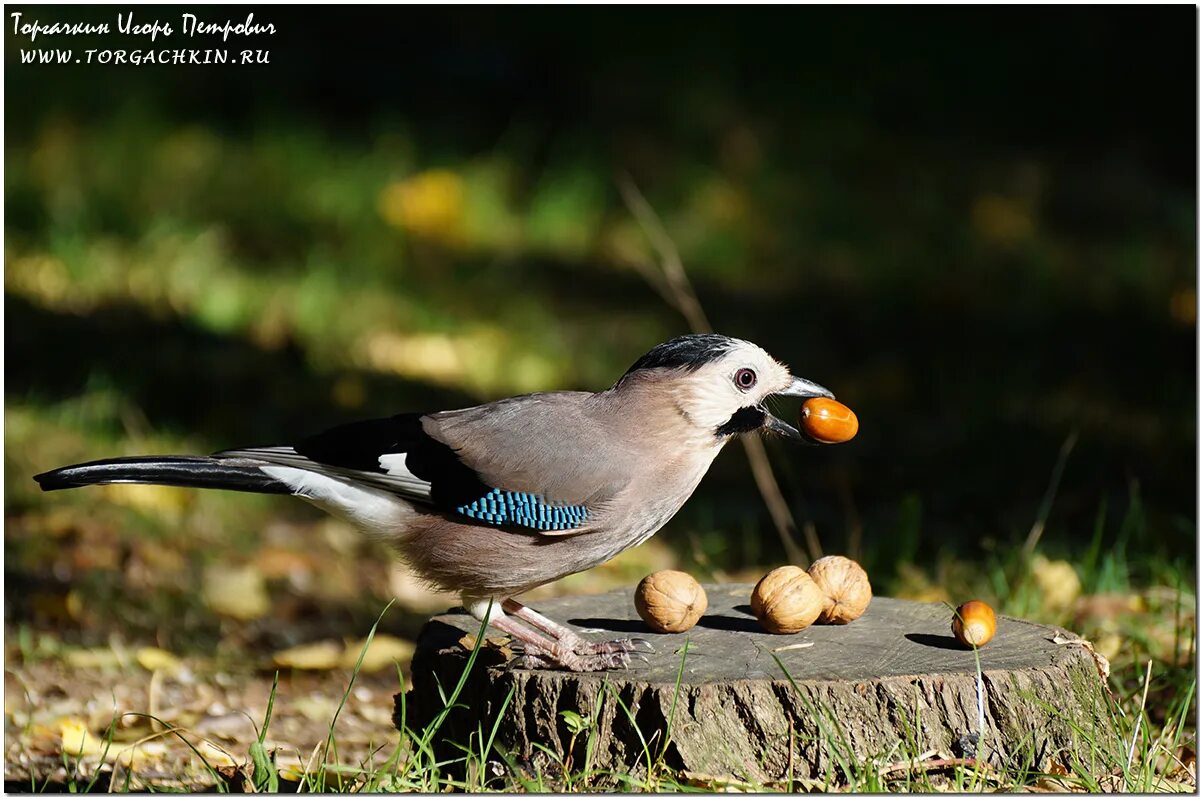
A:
[{"xmin": 617, "ymin": 334, "xmax": 833, "ymax": 443}]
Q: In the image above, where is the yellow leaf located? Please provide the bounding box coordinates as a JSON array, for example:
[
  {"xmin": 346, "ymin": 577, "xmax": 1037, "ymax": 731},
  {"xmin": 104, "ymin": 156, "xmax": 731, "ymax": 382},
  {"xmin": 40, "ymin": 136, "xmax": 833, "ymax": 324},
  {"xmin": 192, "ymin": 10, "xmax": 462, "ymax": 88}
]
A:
[
  {"xmin": 272, "ymin": 640, "xmax": 343, "ymax": 670},
  {"xmin": 58, "ymin": 718, "xmax": 105, "ymax": 757},
  {"xmin": 199, "ymin": 741, "xmax": 239, "ymax": 769},
  {"xmin": 340, "ymin": 634, "xmax": 415, "ymax": 672},
  {"xmin": 203, "ymin": 565, "xmax": 271, "ymax": 621},
  {"xmin": 1094, "ymin": 633, "xmax": 1122, "ymax": 662},
  {"xmin": 65, "ymin": 647, "xmax": 123, "ymax": 670},
  {"xmin": 275, "ymin": 753, "xmax": 307, "ymax": 782},
  {"xmin": 378, "ymin": 168, "xmax": 464, "ymax": 242},
  {"xmin": 112, "ymin": 741, "xmax": 165, "ymax": 768},
  {"xmin": 136, "ymin": 646, "xmax": 182, "ymax": 673},
  {"xmin": 1031, "ymin": 556, "xmax": 1081, "ymax": 611},
  {"xmin": 292, "ymin": 695, "xmax": 338, "ymax": 722}
]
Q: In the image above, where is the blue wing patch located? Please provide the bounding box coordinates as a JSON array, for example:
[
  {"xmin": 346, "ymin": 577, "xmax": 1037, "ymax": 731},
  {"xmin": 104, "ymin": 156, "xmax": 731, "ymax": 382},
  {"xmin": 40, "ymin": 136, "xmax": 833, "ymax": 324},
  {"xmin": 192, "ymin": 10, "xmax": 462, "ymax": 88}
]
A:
[{"xmin": 456, "ymin": 488, "xmax": 589, "ymax": 531}]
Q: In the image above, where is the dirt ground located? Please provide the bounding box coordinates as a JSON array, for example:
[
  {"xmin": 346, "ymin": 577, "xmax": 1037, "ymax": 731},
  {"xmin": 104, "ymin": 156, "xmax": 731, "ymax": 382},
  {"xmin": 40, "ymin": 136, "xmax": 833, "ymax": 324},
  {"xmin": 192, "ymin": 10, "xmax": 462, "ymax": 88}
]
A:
[
  {"xmin": 2, "ymin": 502, "xmax": 680, "ymax": 791},
  {"xmin": 5, "ymin": 658, "xmax": 403, "ymax": 791}
]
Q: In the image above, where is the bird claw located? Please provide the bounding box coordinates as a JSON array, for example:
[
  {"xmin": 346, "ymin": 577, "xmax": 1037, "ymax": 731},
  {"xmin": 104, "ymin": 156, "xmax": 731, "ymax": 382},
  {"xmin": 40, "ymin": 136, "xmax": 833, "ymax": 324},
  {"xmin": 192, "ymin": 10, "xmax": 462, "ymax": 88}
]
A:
[
  {"xmin": 566, "ymin": 650, "xmax": 632, "ymax": 672},
  {"xmin": 508, "ymin": 633, "xmax": 648, "ymax": 672},
  {"xmin": 575, "ymin": 636, "xmax": 653, "ymax": 656},
  {"xmin": 513, "ymin": 647, "xmax": 632, "ymax": 672}
]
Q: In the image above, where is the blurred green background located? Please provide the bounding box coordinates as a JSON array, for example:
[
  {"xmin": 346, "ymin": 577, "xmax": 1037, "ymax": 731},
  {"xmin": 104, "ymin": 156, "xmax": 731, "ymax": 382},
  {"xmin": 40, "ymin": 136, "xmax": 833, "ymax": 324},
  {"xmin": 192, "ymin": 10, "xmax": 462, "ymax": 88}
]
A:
[{"xmin": 4, "ymin": 7, "xmax": 1195, "ymax": 655}]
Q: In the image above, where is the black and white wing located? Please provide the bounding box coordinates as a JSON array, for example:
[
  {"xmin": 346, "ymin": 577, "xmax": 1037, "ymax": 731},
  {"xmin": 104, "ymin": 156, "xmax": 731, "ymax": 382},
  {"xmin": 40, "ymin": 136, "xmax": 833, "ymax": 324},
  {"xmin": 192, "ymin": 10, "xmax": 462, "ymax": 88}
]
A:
[{"xmin": 221, "ymin": 407, "xmax": 600, "ymax": 534}]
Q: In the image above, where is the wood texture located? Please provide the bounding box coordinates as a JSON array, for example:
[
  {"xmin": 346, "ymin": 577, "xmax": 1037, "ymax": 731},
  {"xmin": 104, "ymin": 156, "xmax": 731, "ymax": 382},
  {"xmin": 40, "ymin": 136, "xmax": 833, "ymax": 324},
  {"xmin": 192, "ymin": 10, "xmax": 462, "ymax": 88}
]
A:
[{"xmin": 400, "ymin": 585, "xmax": 1116, "ymax": 783}]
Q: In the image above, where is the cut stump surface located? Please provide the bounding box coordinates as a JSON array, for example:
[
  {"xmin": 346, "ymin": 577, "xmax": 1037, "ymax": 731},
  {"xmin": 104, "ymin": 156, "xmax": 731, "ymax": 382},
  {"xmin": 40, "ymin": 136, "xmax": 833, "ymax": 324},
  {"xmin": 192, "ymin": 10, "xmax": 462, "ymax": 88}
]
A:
[{"xmin": 401, "ymin": 585, "xmax": 1116, "ymax": 784}]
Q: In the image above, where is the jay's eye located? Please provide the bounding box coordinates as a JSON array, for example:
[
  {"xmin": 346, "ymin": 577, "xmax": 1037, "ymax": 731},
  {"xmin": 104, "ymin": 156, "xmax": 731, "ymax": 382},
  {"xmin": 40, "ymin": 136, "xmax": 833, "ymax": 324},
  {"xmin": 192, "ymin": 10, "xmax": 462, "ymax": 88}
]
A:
[{"xmin": 734, "ymin": 368, "xmax": 757, "ymax": 391}]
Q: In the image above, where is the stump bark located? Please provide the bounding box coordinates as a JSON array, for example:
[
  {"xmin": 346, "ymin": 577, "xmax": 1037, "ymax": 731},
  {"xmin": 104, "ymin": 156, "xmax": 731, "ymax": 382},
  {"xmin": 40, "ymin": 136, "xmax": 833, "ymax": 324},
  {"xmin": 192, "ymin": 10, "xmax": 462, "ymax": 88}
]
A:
[{"xmin": 399, "ymin": 585, "xmax": 1116, "ymax": 784}]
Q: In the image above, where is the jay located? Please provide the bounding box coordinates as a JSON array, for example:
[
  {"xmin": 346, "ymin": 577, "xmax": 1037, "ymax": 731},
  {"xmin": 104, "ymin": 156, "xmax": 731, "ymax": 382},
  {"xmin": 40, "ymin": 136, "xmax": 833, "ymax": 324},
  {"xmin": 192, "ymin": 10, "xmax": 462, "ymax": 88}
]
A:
[{"xmin": 36, "ymin": 334, "xmax": 834, "ymax": 671}]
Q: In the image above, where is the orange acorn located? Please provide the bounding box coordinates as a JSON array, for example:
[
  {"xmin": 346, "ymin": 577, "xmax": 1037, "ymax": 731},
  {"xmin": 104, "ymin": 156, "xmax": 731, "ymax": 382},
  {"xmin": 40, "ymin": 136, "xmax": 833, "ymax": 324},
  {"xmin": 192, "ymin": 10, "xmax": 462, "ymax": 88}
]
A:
[
  {"xmin": 951, "ymin": 600, "xmax": 997, "ymax": 647},
  {"xmin": 800, "ymin": 398, "xmax": 859, "ymax": 444}
]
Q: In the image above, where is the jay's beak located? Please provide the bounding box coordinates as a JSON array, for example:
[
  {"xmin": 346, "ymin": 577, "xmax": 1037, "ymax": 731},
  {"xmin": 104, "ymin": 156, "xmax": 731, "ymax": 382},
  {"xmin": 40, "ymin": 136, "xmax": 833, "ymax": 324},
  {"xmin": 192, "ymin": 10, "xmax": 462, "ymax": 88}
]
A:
[
  {"xmin": 765, "ymin": 376, "xmax": 834, "ymax": 444},
  {"xmin": 777, "ymin": 377, "xmax": 834, "ymax": 400}
]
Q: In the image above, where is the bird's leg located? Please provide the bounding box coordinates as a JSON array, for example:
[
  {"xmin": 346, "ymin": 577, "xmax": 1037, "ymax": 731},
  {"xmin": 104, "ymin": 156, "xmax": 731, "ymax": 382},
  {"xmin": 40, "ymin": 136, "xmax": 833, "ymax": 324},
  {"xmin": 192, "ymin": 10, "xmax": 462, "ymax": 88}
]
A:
[
  {"xmin": 501, "ymin": 599, "xmax": 646, "ymax": 656},
  {"xmin": 484, "ymin": 613, "xmax": 627, "ymax": 672},
  {"xmin": 463, "ymin": 598, "xmax": 643, "ymax": 670}
]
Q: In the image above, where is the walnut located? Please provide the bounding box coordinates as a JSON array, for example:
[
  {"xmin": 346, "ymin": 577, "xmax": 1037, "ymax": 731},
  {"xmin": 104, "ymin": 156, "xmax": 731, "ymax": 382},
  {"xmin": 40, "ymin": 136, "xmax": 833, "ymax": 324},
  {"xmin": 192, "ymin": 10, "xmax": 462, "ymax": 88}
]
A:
[
  {"xmin": 635, "ymin": 570, "xmax": 707, "ymax": 633},
  {"xmin": 751, "ymin": 566, "xmax": 824, "ymax": 634},
  {"xmin": 807, "ymin": 555, "xmax": 872, "ymax": 624}
]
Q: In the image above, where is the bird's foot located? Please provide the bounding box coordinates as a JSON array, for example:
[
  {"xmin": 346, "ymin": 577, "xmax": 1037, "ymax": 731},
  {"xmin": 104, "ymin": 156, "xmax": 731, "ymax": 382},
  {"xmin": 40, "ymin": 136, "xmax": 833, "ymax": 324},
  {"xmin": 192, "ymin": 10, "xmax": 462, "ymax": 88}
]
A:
[
  {"xmin": 570, "ymin": 637, "xmax": 653, "ymax": 656},
  {"xmin": 487, "ymin": 601, "xmax": 652, "ymax": 671},
  {"xmin": 511, "ymin": 640, "xmax": 635, "ymax": 672}
]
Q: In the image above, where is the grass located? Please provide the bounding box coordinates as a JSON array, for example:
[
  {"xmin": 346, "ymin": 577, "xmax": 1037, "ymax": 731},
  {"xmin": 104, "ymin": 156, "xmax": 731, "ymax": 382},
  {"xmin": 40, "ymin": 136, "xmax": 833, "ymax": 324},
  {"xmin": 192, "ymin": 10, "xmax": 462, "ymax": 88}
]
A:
[
  {"xmin": 4, "ymin": 84, "xmax": 1194, "ymax": 791},
  {"xmin": 368, "ymin": 581, "xmax": 1164, "ymax": 794},
  {"xmin": 11, "ymin": 521, "xmax": 1195, "ymax": 792},
  {"xmin": 352, "ymin": 597, "xmax": 1188, "ymax": 794},
  {"xmin": 5, "ymin": 392, "xmax": 1194, "ymax": 791}
]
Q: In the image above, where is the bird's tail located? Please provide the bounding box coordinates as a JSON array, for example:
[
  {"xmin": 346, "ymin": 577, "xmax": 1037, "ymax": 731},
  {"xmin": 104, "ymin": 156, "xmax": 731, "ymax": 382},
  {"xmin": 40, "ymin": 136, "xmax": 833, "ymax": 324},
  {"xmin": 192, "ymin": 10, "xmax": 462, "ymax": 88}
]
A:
[{"xmin": 33, "ymin": 456, "xmax": 292, "ymax": 495}]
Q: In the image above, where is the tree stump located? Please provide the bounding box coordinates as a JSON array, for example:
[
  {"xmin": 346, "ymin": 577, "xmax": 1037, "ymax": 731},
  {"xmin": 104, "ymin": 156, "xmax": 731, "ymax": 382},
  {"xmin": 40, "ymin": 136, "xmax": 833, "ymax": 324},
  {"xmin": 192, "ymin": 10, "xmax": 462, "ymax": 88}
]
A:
[{"xmin": 399, "ymin": 585, "xmax": 1116, "ymax": 784}]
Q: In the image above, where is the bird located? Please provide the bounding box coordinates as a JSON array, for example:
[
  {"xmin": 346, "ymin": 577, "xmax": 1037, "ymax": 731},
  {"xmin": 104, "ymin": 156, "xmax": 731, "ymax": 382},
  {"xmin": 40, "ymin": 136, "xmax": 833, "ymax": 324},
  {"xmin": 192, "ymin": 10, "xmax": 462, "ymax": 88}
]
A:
[{"xmin": 35, "ymin": 333, "xmax": 835, "ymax": 671}]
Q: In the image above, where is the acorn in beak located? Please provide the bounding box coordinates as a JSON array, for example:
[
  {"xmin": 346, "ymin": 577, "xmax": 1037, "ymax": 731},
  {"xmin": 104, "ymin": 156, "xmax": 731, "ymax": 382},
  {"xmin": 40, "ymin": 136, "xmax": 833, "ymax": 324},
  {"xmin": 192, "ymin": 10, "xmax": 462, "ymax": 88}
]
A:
[{"xmin": 765, "ymin": 377, "xmax": 834, "ymax": 443}]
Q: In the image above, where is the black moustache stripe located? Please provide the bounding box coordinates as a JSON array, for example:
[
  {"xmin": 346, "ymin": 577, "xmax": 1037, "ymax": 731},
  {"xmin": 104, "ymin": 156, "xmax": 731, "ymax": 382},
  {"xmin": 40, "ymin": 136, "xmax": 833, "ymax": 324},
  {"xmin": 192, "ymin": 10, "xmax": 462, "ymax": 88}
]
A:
[{"xmin": 715, "ymin": 406, "xmax": 766, "ymax": 437}]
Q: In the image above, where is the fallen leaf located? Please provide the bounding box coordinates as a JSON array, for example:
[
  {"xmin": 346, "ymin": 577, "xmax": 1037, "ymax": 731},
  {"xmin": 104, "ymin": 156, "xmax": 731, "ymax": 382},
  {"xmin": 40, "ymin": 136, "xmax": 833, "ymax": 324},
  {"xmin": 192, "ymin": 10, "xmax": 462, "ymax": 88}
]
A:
[
  {"xmin": 136, "ymin": 647, "xmax": 182, "ymax": 674},
  {"xmin": 292, "ymin": 695, "xmax": 338, "ymax": 722},
  {"xmin": 341, "ymin": 634, "xmax": 416, "ymax": 672},
  {"xmin": 65, "ymin": 647, "xmax": 124, "ymax": 670},
  {"xmin": 1031, "ymin": 556, "xmax": 1081, "ymax": 611},
  {"xmin": 276, "ymin": 752, "xmax": 308, "ymax": 782},
  {"xmin": 272, "ymin": 640, "xmax": 343, "ymax": 670},
  {"xmin": 112, "ymin": 740, "xmax": 167, "ymax": 768},
  {"xmin": 457, "ymin": 633, "xmax": 512, "ymax": 652},
  {"xmin": 203, "ymin": 565, "xmax": 271, "ymax": 621},
  {"xmin": 1093, "ymin": 633, "xmax": 1122, "ymax": 662},
  {"xmin": 58, "ymin": 717, "xmax": 105, "ymax": 757},
  {"xmin": 1073, "ymin": 593, "xmax": 1145, "ymax": 623}
]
